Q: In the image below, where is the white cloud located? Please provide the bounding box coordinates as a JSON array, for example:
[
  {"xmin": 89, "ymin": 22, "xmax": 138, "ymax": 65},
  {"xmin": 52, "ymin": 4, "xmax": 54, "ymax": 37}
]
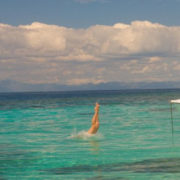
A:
[
  {"xmin": 1, "ymin": 21, "xmax": 180, "ymax": 84},
  {"xmin": 22, "ymin": 22, "xmax": 66, "ymax": 52},
  {"xmin": 67, "ymin": 78, "xmax": 105, "ymax": 85},
  {"xmin": 148, "ymin": 56, "xmax": 162, "ymax": 63},
  {"xmin": 1, "ymin": 21, "xmax": 180, "ymax": 62}
]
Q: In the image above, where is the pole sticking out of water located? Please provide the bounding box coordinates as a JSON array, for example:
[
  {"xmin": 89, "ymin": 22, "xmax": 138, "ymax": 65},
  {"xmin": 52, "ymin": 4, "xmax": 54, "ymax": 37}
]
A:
[{"xmin": 170, "ymin": 103, "xmax": 174, "ymax": 144}]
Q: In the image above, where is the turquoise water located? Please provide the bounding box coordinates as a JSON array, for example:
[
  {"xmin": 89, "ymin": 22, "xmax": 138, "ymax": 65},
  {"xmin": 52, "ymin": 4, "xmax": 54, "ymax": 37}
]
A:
[{"xmin": 1, "ymin": 89, "xmax": 180, "ymax": 179}]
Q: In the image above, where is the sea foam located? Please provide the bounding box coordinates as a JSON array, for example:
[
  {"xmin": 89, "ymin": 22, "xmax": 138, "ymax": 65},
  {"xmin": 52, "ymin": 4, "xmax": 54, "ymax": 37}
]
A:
[{"xmin": 68, "ymin": 130, "xmax": 103, "ymax": 140}]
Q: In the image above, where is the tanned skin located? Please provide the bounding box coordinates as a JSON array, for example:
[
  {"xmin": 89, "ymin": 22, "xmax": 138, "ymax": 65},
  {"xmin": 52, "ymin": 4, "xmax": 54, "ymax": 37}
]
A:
[{"xmin": 88, "ymin": 103, "xmax": 100, "ymax": 134}]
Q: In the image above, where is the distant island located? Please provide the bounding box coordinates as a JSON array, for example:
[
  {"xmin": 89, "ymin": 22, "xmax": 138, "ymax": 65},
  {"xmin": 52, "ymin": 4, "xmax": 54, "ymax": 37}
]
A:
[{"xmin": 0, "ymin": 79, "xmax": 180, "ymax": 92}]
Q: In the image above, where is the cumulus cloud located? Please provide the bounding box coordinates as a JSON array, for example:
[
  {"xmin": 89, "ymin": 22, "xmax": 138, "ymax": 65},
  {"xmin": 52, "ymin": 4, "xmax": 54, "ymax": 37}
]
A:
[
  {"xmin": 1, "ymin": 21, "xmax": 180, "ymax": 62},
  {"xmin": 1, "ymin": 21, "xmax": 180, "ymax": 84},
  {"xmin": 67, "ymin": 78, "xmax": 105, "ymax": 85}
]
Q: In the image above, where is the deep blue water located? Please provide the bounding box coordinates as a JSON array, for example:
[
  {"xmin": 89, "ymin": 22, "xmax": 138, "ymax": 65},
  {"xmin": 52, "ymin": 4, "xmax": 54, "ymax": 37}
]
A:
[{"xmin": 1, "ymin": 89, "xmax": 180, "ymax": 179}]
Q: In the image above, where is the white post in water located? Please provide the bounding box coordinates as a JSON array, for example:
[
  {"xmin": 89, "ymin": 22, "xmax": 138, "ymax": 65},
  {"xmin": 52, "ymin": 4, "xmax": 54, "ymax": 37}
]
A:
[
  {"xmin": 170, "ymin": 99, "xmax": 180, "ymax": 144},
  {"xmin": 170, "ymin": 102, "xmax": 174, "ymax": 144}
]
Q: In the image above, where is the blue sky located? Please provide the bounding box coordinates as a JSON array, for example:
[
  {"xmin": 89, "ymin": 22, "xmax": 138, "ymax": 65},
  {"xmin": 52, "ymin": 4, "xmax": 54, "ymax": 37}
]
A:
[
  {"xmin": 1, "ymin": 0, "xmax": 180, "ymax": 27},
  {"xmin": 1, "ymin": 0, "xmax": 180, "ymax": 85}
]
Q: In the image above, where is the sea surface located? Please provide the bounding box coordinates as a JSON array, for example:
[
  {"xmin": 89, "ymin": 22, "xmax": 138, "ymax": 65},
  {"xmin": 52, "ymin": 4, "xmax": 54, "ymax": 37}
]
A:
[{"xmin": 1, "ymin": 89, "xmax": 180, "ymax": 180}]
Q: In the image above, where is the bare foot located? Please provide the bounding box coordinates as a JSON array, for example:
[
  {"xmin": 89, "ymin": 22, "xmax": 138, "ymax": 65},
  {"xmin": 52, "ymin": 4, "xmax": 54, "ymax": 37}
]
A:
[{"xmin": 95, "ymin": 102, "xmax": 100, "ymax": 112}]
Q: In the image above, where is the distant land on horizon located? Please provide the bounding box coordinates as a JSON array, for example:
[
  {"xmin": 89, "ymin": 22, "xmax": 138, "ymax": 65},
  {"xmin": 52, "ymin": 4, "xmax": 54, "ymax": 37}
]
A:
[{"xmin": 0, "ymin": 79, "xmax": 180, "ymax": 93}]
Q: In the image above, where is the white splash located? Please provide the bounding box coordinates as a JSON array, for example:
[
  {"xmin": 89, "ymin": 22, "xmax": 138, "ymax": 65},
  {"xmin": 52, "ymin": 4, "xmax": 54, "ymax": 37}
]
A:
[{"xmin": 68, "ymin": 130, "xmax": 103, "ymax": 140}]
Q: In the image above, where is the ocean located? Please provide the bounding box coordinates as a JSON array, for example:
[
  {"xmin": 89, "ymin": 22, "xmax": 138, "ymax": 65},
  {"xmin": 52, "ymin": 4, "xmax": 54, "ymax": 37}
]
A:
[{"xmin": 1, "ymin": 89, "xmax": 180, "ymax": 180}]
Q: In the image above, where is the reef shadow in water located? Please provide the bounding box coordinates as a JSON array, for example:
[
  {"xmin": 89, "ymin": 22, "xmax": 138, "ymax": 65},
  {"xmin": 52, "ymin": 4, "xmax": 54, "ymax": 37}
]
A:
[
  {"xmin": 150, "ymin": 107, "xmax": 175, "ymax": 112},
  {"xmin": 44, "ymin": 157, "xmax": 180, "ymax": 175},
  {"xmin": 86, "ymin": 175, "xmax": 128, "ymax": 180},
  {"xmin": 0, "ymin": 178, "xmax": 6, "ymax": 180},
  {"xmin": 0, "ymin": 143, "xmax": 36, "ymax": 178},
  {"xmin": 78, "ymin": 112, "xmax": 94, "ymax": 116}
]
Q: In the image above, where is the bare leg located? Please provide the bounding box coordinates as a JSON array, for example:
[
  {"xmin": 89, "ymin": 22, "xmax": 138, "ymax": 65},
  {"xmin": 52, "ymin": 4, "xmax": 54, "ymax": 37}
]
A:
[{"xmin": 88, "ymin": 103, "xmax": 100, "ymax": 134}]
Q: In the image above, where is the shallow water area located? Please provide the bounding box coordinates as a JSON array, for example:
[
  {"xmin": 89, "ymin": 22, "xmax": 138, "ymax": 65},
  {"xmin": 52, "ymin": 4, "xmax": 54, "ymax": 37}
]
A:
[{"xmin": 1, "ymin": 89, "xmax": 180, "ymax": 179}]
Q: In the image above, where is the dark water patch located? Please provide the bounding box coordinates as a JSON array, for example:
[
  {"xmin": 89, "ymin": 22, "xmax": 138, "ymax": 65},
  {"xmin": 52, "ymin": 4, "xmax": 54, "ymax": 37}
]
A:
[
  {"xmin": 0, "ymin": 177, "xmax": 6, "ymax": 180},
  {"xmin": 150, "ymin": 107, "xmax": 174, "ymax": 112},
  {"xmin": 0, "ymin": 144, "xmax": 37, "ymax": 174},
  {"xmin": 29, "ymin": 105, "xmax": 46, "ymax": 108},
  {"xmin": 1, "ymin": 89, "xmax": 180, "ymax": 110},
  {"xmin": 113, "ymin": 158, "xmax": 180, "ymax": 173},
  {"xmin": 44, "ymin": 157, "xmax": 180, "ymax": 175},
  {"xmin": 78, "ymin": 112, "xmax": 94, "ymax": 116},
  {"xmin": 47, "ymin": 165, "xmax": 95, "ymax": 175},
  {"xmin": 86, "ymin": 175, "xmax": 129, "ymax": 180},
  {"xmin": 150, "ymin": 106, "xmax": 180, "ymax": 114}
]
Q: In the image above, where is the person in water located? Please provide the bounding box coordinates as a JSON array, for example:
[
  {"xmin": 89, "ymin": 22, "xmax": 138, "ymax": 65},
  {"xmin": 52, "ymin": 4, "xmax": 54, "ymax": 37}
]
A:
[{"xmin": 88, "ymin": 103, "xmax": 100, "ymax": 134}]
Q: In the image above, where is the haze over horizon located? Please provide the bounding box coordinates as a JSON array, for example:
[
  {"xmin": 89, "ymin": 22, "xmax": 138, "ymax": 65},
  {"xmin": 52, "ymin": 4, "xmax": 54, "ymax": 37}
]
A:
[{"xmin": 1, "ymin": 0, "xmax": 180, "ymax": 89}]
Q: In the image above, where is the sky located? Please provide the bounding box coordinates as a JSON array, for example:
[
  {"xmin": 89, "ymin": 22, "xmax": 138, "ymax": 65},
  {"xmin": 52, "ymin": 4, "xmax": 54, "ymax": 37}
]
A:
[{"xmin": 1, "ymin": 0, "xmax": 180, "ymax": 85}]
